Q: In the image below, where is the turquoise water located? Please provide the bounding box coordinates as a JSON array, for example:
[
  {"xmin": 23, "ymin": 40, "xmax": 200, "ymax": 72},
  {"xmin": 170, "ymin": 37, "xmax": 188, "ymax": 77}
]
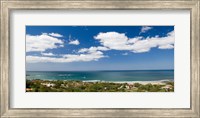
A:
[{"xmin": 26, "ymin": 70, "xmax": 174, "ymax": 82}]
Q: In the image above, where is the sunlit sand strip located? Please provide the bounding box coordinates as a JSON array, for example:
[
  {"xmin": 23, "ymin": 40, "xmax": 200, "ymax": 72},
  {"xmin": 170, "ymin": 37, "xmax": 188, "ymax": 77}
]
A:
[{"xmin": 83, "ymin": 79, "xmax": 173, "ymax": 85}]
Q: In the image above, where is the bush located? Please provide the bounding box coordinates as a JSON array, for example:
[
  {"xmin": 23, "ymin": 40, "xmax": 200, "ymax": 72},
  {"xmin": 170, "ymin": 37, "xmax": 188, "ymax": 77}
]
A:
[{"xmin": 134, "ymin": 83, "xmax": 141, "ymax": 87}]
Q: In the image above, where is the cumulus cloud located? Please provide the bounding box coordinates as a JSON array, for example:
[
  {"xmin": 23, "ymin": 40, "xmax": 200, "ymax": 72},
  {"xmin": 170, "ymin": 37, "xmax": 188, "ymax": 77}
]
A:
[
  {"xmin": 140, "ymin": 26, "xmax": 153, "ymax": 34},
  {"xmin": 94, "ymin": 31, "xmax": 174, "ymax": 53},
  {"xmin": 41, "ymin": 52, "xmax": 55, "ymax": 56},
  {"xmin": 48, "ymin": 33, "xmax": 63, "ymax": 37},
  {"xmin": 78, "ymin": 46, "xmax": 109, "ymax": 53},
  {"xmin": 94, "ymin": 32, "xmax": 132, "ymax": 50},
  {"xmin": 158, "ymin": 44, "xmax": 174, "ymax": 49},
  {"xmin": 26, "ymin": 51, "xmax": 106, "ymax": 63},
  {"xmin": 69, "ymin": 40, "xmax": 80, "ymax": 45},
  {"xmin": 26, "ymin": 33, "xmax": 64, "ymax": 52},
  {"xmin": 62, "ymin": 51, "xmax": 106, "ymax": 62}
]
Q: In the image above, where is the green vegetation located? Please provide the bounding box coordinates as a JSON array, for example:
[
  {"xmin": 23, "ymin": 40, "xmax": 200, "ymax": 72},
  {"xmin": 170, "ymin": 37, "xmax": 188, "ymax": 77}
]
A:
[{"xmin": 26, "ymin": 79, "xmax": 174, "ymax": 92}]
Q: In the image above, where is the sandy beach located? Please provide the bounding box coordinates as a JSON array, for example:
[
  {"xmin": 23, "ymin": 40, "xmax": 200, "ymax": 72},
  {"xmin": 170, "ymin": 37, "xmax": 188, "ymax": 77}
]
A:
[{"xmin": 83, "ymin": 79, "xmax": 173, "ymax": 85}]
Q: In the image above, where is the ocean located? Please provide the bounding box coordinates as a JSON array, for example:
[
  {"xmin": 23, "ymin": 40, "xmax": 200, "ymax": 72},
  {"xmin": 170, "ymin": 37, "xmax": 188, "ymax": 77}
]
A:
[{"xmin": 26, "ymin": 70, "xmax": 174, "ymax": 82}]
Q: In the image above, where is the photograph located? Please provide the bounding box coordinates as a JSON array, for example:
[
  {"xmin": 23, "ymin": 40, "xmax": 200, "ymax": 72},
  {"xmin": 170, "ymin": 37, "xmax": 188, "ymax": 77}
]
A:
[{"xmin": 26, "ymin": 26, "xmax": 174, "ymax": 92}]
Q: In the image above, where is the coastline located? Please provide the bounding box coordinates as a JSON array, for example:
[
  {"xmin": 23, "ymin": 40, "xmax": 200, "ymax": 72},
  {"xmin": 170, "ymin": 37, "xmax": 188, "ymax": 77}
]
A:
[{"xmin": 26, "ymin": 78, "xmax": 173, "ymax": 85}]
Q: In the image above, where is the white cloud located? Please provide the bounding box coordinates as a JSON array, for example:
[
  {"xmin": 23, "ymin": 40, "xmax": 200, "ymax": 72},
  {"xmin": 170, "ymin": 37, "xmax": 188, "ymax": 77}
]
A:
[
  {"xmin": 62, "ymin": 51, "xmax": 106, "ymax": 62},
  {"xmin": 94, "ymin": 31, "xmax": 174, "ymax": 53},
  {"xmin": 69, "ymin": 40, "xmax": 80, "ymax": 45},
  {"xmin": 26, "ymin": 33, "xmax": 64, "ymax": 52},
  {"xmin": 78, "ymin": 46, "xmax": 109, "ymax": 53},
  {"xmin": 26, "ymin": 51, "xmax": 106, "ymax": 63},
  {"xmin": 128, "ymin": 37, "xmax": 142, "ymax": 44},
  {"xmin": 158, "ymin": 44, "xmax": 174, "ymax": 49},
  {"xmin": 140, "ymin": 26, "xmax": 153, "ymax": 34},
  {"xmin": 41, "ymin": 52, "xmax": 55, "ymax": 56},
  {"xmin": 132, "ymin": 48, "xmax": 150, "ymax": 53},
  {"xmin": 48, "ymin": 33, "xmax": 63, "ymax": 37},
  {"xmin": 94, "ymin": 32, "xmax": 132, "ymax": 50}
]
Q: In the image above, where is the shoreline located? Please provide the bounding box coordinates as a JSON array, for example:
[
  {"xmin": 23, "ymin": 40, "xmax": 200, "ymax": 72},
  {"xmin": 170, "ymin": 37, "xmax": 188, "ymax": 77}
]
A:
[{"xmin": 105, "ymin": 80, "xmax": 173, "ymax": 85}]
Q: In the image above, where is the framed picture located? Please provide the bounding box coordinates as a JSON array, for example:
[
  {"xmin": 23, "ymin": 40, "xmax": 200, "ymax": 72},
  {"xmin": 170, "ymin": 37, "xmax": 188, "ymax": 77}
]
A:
[{"xmin": 1, "ymin": 0, "xmax": 199, "ymax": 117}]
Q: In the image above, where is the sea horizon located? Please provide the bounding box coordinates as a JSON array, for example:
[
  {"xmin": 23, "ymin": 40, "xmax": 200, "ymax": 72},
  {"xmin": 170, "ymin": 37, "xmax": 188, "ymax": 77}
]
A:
[{"xmin": 26, "ymin": 69, "xmax": 174, "ymax": 72}]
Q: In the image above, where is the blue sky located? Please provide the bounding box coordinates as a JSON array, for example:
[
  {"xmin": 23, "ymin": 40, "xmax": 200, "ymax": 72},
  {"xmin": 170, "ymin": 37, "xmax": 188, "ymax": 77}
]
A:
[{"xmin": 26, "ymin": 26, "xmax": 174, "ymax": 71}]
